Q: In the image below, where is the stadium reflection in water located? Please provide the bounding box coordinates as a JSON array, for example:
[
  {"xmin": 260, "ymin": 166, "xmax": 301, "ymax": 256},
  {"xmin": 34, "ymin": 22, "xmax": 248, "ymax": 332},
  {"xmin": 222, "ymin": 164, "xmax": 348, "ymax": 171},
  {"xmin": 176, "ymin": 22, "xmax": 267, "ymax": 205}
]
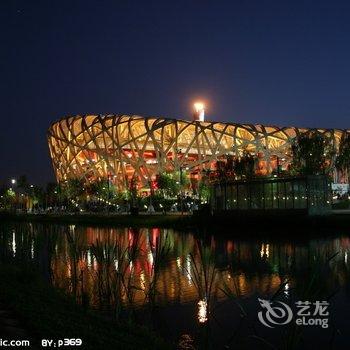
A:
[
  {"xmin": 3, "ymin": 224, "xmax": 350, "ymax": 305},
  {"xmin": 1, "ymin": 223, "xmax": 350, "ymax": 348}
]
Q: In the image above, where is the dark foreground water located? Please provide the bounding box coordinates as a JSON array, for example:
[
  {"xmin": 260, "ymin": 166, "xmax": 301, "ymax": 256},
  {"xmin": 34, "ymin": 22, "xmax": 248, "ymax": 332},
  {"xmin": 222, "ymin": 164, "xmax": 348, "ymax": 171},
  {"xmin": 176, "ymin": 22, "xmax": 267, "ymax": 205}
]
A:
[{"xmin": 0, "ymin": 222, "xmax": 349, "ymax": 349}]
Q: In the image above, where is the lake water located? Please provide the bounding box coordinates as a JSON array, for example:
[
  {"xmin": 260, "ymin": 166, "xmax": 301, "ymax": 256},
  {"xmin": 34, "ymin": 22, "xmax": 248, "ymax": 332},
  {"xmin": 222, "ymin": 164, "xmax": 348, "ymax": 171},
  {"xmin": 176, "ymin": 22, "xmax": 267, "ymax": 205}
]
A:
[{"xmin": 0, "ymin": 222, "xmax": 349, "ymax": 349}]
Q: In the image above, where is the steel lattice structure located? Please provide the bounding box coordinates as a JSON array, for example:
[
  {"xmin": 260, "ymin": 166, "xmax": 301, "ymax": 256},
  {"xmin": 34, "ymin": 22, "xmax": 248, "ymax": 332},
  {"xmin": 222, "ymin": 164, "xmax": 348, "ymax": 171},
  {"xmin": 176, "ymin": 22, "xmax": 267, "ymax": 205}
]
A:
[{"xmin": 47, "ymin": 114, "xmax": 347, "ymax": 190}]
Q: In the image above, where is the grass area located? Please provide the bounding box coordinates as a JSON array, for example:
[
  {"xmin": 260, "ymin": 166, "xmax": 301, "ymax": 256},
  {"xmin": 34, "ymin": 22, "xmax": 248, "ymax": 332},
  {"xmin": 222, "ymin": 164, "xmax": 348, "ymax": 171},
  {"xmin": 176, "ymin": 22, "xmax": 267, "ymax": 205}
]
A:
[
  {"xmin": 0, "ymin": 262, "xmax": 172, "ymax": 350},
  {"xmin": 332, "ymin": 199, "xmax": 350, "ymax": 209}
]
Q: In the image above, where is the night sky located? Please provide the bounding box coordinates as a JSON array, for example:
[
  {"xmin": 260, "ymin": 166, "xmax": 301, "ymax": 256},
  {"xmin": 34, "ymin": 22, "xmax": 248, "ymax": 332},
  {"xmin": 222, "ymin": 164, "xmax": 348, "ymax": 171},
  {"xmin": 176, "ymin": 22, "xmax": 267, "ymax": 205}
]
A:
[{"xmin": 2, "ymin": 0, "xmax": 350, "ymax": 185}]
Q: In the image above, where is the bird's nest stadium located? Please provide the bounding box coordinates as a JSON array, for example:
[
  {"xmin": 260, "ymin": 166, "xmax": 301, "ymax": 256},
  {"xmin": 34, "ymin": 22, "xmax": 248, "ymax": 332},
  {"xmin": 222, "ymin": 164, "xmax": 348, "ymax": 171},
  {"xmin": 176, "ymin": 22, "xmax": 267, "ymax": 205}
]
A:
[{"xmin": 47, "ymin": 114, "xmax": 348, "ymax": 191}]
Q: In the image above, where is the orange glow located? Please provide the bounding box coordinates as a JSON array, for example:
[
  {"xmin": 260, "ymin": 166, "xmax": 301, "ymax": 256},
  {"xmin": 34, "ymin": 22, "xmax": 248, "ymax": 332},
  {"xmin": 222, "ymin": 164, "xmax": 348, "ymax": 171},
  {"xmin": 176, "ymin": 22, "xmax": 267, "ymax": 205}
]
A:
[{"xmin": 193, "ymin": 102, "xmax": 205, "ymax": 112}]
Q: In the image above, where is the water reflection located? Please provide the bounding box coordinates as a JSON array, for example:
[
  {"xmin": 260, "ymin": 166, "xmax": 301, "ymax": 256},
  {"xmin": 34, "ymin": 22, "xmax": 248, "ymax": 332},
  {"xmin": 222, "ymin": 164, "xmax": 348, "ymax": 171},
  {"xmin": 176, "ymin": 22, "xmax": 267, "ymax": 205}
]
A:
[
  {"xmin": 1, "ymin": 222, "xmax": 350, "ymax": 348},
  {"xmin": 197, "ymin": 299, "xmax": 208, "ymax": 323},
  {"xmin": 1, "ymin": 224, "xmax": 350, "ymax": 308}
]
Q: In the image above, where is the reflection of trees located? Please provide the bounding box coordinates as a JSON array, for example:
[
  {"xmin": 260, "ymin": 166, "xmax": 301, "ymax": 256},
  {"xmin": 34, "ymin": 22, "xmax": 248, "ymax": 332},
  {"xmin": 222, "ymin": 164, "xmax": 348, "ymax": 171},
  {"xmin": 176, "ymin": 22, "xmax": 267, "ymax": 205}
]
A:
[
  {"xmin": 146, "ymin": 231, "xmax": 172, "ymax": 307},
  {"xmin": 36, "ymin": 224, "xmax": 59, "ymax": 283},
  {"xmin": 1, "ymin": 223, "xmax": 350, "ymax": 313},
  {"xmin": 188, "ymin": 240, "xmax": 218, "ymax": 325},
  {"xmin": 189, "ymin": 240, "xmax": 217, "ymax": 301},
  {"xmin": 89, "ymin": 228, "xmax": 144, "ymax": 318},
  {"xmin": 0, "ymin": 222, "xmax": 59, "ymax": 284},
  {"xmin": 66, "ymin": 225, "xmax": 88, "ymax": 297},
  {"xmin": 90, "ymin": 237, "xmax": 117, "ymax": 308}
]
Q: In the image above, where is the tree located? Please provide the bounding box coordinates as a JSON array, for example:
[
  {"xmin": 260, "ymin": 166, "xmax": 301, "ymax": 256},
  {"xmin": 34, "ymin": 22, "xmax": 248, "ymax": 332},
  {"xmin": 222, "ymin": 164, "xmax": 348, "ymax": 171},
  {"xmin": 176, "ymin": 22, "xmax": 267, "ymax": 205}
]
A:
[
  {"xmin": 31, "ymin": 186, "xmax": 45, "ymax": 208},
  {"xmin": 233, "ymin": 151, "xmax": 256, "ymax": 180},
  {"xmin": 17, "ymin": 175, "xmax": 29, "ymax": 191},
  {"xmin": 46, "ymin": 182, "xmax": 60, "ymax": 207},
  {"xmin": 335, "ymin": 133, "xmax": 350, "ymax": 183},
  {"xmin": 64, "ymin": 178, "xmax": 85, "ymax": 201},
  {"xmin": 55, "ymin": 183, "xmax": 67, "ymax": 205},
  {"xmin": 198, "ymin": 179, "xmax": 210, "ymax": 203},
  {"xmin": 157, "ymin": 173, "xmax": 180, "ymax": 198},
  {"xmin": 215, "ymin": 155, "xmax": 235, "ymax": 182},
  {"xmin": 128, "ymin": 174, "xmax": 139, "ymax": 209},
  {"xmin": 87, "ymin": 179, "xmax": 115, "ymax": 200},
  {"xmin": 291, "ymin": 131, "xmax": 335, "ymax": 176},
  {"xmin": 3, "ymin": 188, "xmax": 16, "ymax": 209}
]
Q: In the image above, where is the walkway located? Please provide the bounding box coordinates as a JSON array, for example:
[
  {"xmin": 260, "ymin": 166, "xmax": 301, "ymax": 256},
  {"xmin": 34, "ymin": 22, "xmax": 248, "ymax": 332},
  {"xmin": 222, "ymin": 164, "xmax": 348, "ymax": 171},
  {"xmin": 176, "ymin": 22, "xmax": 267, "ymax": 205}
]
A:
[{"xmin": 332, "ymin": 209, "xmax": 350, "ymax": 215}]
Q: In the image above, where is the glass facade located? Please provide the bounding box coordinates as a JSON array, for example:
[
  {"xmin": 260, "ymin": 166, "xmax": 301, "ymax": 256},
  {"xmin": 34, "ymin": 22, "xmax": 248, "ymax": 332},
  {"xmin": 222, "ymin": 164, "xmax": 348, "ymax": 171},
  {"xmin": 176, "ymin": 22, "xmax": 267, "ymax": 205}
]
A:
[{"xmin": 210, "ymin": 175, "xmax": 331, "ymax": 214}]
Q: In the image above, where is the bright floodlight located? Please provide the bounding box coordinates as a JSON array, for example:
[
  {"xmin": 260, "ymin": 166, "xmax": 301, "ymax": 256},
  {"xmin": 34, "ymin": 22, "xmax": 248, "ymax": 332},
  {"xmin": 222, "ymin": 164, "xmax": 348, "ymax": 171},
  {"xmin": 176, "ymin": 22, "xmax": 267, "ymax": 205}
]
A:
[
  {"xmin": 11, "ymin": 179, "xmax": 16, "ymax": 185},
  {"xmin": 194, "ymin": 102, "xmax": 204, "ymax": 112},
  {"xmin": 193, "ymin": 102, "xmax": 205, "ymax": 121}
]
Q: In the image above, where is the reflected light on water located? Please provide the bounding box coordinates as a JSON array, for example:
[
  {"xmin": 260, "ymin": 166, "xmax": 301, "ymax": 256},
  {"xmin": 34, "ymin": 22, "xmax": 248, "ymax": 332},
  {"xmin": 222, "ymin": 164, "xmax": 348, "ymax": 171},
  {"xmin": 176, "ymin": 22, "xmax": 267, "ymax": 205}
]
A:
[
  {"xmin": 148, "ymin": 251, "xmax": 154, "ymax": 265},
  {"xmin": 114, "ymin": 259, "xmax": 119, "ymax": 271},
  {"xmin": 197, "ymin": 299, "xmax": 208, "ymax": 323},
  {"xmin": 140, "ymin": 271, "xmax": 146, "ymax": 291},
  {"xmin": 31, "ymin": 239, "xmax": 34, "ymax": 259},
  {"xmin": 2, "ymin": 223, "xmax": 350, "ymax": 350},
  {"xmin": 284, "ymin": 282, "xmax": 290, "ymax": 296},
  {"xmin": 176, "ymin": 257, "xmax": 181, "ymax": 269},
  {"xmin": 3, "ymin": 224, "xmax": 350, "ymax": 312},
  {"xmin": 260, "ymin": 243, "xmax": 270, "ymax": 258},
  {"xmin": 12, "ymin": 230, "xmax": 16, "ymax": 257},
  {"xmin": 186, "ymin": 255, "xmax": 192, "ymax": 285},
  {"xmin": 87, "ymin": 250, "xmax": 92, "ymax": 267}
]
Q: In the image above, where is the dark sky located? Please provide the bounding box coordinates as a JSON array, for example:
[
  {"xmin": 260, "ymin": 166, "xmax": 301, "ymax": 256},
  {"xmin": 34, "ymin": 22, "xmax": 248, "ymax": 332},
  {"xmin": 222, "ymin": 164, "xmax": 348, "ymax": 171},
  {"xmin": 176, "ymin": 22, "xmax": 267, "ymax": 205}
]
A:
[{"xmin": 2, "ymin": 0, "xmax": 350, "ymax": 185}]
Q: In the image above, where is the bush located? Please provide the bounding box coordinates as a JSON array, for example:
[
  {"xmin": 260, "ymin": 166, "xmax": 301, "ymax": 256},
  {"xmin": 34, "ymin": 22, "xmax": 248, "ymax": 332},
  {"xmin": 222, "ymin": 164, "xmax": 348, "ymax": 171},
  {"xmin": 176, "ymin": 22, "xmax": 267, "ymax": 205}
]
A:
[{"xmin": 332, "ymin": 200, "xmax": 350, "ymax": 210}]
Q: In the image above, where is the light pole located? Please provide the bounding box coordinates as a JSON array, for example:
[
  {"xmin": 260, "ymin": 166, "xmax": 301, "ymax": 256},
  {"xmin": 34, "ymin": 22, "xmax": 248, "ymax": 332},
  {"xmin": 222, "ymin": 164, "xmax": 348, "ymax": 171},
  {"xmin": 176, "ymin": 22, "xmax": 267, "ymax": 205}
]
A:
[
  {"xmin": 180, "ymin": 165, "xmax": 184, "ymax": 214},
  {"xmin": 148, "ymin": 179, "xmax": 155, "ymax": 213},
  {"xmin": 193, "ymin": 102, "xmax": 205, "ymax": 121},
  {"xmin": 30, "ymin": 185, "xmax": 34, "ymax": 212},
  {"xmin": 10, "ymin": 178, "xmax": 16, "ymax": 212},
  {"xmin": 107, "ymin": 174, "xmax": 111, "ymax": 212},
  {"xmin": 175, "ymin": 148, "xmax": 184, "ymax": 214}
]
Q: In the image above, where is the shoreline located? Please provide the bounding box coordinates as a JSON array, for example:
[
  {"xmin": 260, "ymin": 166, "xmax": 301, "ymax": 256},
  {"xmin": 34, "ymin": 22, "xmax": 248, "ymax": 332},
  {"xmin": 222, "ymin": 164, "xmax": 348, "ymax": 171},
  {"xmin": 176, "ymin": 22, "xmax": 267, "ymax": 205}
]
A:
[
  {"xmin": 0, "ymin": 262, "xmax": 171, "ymax": 350},
  {"xmin": 2, "ymin": 211, "xmax": 350, "ymax": 237}
]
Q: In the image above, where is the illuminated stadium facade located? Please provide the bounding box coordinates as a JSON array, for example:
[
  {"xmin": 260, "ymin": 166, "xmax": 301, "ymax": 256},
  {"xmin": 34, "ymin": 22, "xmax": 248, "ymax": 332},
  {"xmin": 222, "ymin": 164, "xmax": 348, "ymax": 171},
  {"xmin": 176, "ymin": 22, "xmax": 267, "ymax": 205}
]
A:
[{"xmin": 47, "ymin": 114, "xmax": 348, "ymax": 191}]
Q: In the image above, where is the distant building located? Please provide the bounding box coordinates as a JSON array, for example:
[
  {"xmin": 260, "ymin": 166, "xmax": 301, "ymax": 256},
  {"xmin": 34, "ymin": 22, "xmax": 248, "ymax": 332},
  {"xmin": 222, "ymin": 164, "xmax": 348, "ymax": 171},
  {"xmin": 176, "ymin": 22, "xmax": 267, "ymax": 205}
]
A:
[{"xmin": 47, "ymin": 114, "xmax": 348, "ymax": 190}]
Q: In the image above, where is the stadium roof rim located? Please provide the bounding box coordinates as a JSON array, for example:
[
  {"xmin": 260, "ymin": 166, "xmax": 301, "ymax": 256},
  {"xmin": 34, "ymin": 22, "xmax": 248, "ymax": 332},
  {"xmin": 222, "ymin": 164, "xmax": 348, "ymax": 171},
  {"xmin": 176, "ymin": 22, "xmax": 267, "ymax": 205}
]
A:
[{"xmin": 48, "ymin": 114, "xmax": 349, "ymax": 134}]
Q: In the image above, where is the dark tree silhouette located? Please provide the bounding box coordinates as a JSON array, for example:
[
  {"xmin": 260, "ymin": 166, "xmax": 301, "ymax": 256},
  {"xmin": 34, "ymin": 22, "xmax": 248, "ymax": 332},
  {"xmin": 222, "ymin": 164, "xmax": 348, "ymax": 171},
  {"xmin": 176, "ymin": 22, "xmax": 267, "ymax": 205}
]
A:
[
  {"xmin": 336, "ymin": 133, "xmax": 350, "ymax": 183},
  {"xmin": 291, "ymin": 131, "xmax": 335, "ymax": 175}
]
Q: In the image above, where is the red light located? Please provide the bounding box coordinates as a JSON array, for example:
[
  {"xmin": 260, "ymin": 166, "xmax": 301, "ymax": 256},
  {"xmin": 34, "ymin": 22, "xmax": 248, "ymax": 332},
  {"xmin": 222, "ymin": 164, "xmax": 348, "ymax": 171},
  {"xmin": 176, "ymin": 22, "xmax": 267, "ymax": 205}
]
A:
[{"xmin": 150, "ymin": 180, "xmax": 158, "ymax": 190}]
